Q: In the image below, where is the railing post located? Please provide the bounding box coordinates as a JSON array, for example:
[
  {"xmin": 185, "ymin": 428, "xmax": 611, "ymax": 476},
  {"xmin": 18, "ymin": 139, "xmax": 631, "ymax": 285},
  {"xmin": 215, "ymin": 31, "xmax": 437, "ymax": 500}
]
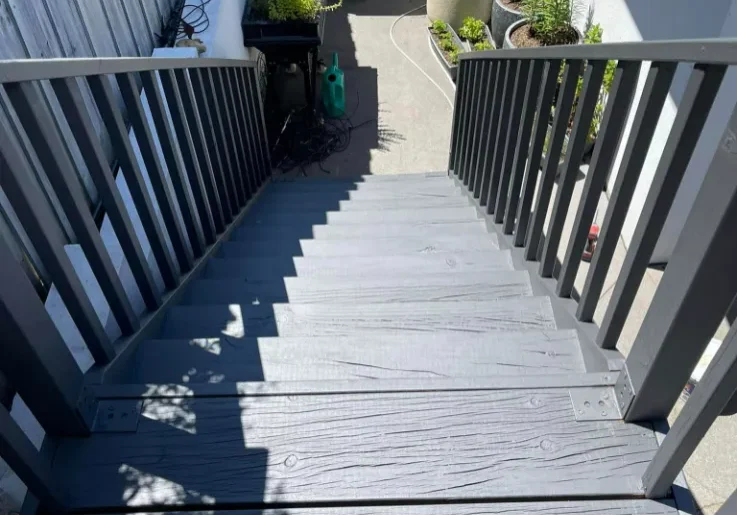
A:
[
  {"xmin": 244, "ymin": 67, "xmax": 273, "ymax": 181},
  {"xmin": 616, "ymin": 100, "xmax": 737, "ymax": 422},
  {"xmin": 467, "ymin": 61, "xmax": 492, "ymax": 195},
  {"xmin": 448, "ymin": 60, "xmax": 468, "ymax": 174},
  {"xmin": 477, "ymin": 61, "xmax": 503, "ymax": 206},
  {"xmin": 459, "ymin": 61, "xmax": 481, "ymax": 187},
  {"xmin": 485, "ymin": 60, "xmax": 514, "ymax": 212},
  {"xmin": 597, "ymin": 63, "xmax": 726, "ymax": 349}
]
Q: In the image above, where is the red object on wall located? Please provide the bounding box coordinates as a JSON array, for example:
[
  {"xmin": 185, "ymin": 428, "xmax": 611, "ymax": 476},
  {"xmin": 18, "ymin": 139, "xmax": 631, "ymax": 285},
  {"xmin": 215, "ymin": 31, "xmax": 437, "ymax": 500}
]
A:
[{"xmin": 583, "ymin": 224, "xmax": 599, "ymax": 262}]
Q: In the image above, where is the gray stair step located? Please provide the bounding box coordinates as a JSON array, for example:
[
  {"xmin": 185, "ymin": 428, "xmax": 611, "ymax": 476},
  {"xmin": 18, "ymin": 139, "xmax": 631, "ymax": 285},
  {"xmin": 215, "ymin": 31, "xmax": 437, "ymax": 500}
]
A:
[
  {"xmin": 274, "ymin": 171, "xmax": 447, "ymax": 183},
  {"xmin": 130, "ymin": 329, "xmax": 584, "ymax": 383},
  {"xmin": 204, "ymin": 250, "xmax": 514, "ymax": 279},
  {"xmin": 219, "ymin": 233, "xmax": 498, "ymax": 259},
  {"xmin": 160, "ymin": 297, "xmax": 557, "ymax": 338},
  {"xmin": 232, "ymin": 219, "xmax": 487, "ymax": 241},
  {"xmin": 267, "ymin": 177, "xmax": 457, "ymax": 194},
  {"xmin": 254, "ymin": 194, "xmax": 471, "ymax": 213},
  {"xmin": 184, "ymin": 271, "xmax": 532, "ymax": 305},
  {"xmin": 245, "ymin": 206, "xmax": 479, "ymax": 226}
]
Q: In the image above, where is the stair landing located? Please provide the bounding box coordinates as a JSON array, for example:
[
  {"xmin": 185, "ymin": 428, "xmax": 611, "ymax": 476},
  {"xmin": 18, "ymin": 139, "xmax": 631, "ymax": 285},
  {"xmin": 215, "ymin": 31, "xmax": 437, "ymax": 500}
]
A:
[{"xmin": 51, "ymin": 173, "xmax": 675, "ymax": 514}]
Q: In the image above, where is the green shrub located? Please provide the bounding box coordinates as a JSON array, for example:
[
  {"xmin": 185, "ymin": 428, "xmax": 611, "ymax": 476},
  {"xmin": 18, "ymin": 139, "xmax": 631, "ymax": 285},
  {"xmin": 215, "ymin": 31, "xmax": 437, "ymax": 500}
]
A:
[
  {"xmin": 522, "ymin": 0, "xmax": 578, "ymax": 45},
  {"xmin": 474, "ymin": 40, "xmax": 493, "ymax": 51},
  {"xmin": 431, "ymin": 19, "xmax": 448, "ymax": 34},
  {"xmin": 261, "ymin": 0, "xmax": 343, "ymax": 21},
  {"xmin": 458, "ymin": 17, "xmax": 486, "ymax": 43},
  {"xmin": 440, "ymin": 37, "xmax": 456, "ymax": 52},
  {"xmin": 448, "ymin": 48, "xmax": 460, "ymax": 64}
]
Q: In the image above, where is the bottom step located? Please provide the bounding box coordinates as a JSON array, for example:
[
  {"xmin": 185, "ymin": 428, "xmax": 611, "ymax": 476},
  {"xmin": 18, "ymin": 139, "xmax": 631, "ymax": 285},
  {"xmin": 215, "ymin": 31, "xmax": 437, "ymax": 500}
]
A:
[{"xmin": 53, "ymin": 385, "xmax": 658, "ymax": 510}]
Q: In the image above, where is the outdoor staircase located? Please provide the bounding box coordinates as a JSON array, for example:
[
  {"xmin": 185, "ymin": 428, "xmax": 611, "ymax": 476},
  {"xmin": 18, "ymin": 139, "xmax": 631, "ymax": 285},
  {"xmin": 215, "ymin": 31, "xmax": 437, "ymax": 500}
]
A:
[{"xmin": 48, "ymin": 172, "xmax": 671, "ymax": 514}]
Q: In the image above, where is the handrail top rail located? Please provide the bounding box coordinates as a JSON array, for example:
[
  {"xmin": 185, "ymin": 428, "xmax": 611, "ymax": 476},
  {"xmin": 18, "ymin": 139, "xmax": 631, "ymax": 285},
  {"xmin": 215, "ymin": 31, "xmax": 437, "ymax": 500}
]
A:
[
  {"xmin": 0, "ymin": 57, "xmax": 256, "ymax": 84},
  {"xmin": 460, "ymin": 38, "xmax": 737, "ymax": 64}
]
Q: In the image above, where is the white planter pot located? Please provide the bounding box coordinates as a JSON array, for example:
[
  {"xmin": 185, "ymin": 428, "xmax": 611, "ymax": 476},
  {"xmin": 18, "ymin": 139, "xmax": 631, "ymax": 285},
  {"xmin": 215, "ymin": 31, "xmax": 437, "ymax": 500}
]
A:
[{"xmin": 427, "ymin": 0, "xmax": 492, "ymax": 31}]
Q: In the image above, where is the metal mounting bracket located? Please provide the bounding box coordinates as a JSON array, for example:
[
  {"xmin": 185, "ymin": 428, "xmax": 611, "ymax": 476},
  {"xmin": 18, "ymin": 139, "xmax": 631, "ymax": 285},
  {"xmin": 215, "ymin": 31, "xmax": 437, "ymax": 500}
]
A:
[
  {"xmin": 92, "ymin": 399, "xmax": 142, "ymax": 433},
  {"xmin": 569, "ymin": 387, "xmax": 622, "ymax": 421}
]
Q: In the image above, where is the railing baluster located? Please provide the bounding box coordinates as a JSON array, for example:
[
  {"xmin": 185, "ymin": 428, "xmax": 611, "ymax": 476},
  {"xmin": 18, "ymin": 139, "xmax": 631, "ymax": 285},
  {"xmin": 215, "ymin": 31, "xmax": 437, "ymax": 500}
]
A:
[
  {"xmin": 220, "ymin": 68, "xmax": 253, "ymax": 200},
  {"xmin": 617, "ymin": 97, "xmax": 737, "ymax": 424},
  {"xmin": 5, "ymin": 81, "xmax": 138, "ymax": 337},
  {"xmin": 174, "ymin": 68, "xmax": 226, "ymax": 233},
  {"xmin": 477, "ymin": 61, "xmax": 504, "ymax": 206},
  {"xmin": 88, "ymin": 74, "xmax": 179, "ymax": 291},
  {"xmin": 539, "ymin": 60, "xmax": 606, "ymax": 277},
  {"xmin": 0, "ymin": 234, "xmax": 90, "ymax": 438},
  {"xmin": 494, "ymin": 59, "xmax": 530, "ymax": 222},
  {"xmin": 514, "ymin": 59, "xmax": 561, "ymax": 245},
  {"xmin": 485, "ymin": 60, "xmax": 514, "ymax": 213},
  {"xmin": 576, "ymin": 61, "xmax": 677, "ymax": 321},
  {"xmin": 0, "ymin": 111, "xmax": 114, "ymax": 363},
  {"xmin": 503, "ymin": 60, "xmax": 544, "ymax": 234},
  {"xmin": 159, "ymin": 69, "xmax": 218, "ymax": 244},
  {"xmin": 463, "ymin": 61, "xmax": 483, "ymax": 189},
  {"xmin": 212, "ymin": 68, "xmax": 247, "ymax": 206},
  {"xmin": 51, "ymin": 77, "xmax": 162, "ymax": 312},
  {"xmin": 226, "ymin": 68, "xmax": 257, "ymax": 197},
  {"xmin": 716, "ymin": 489, "xmax": 737, "ymax": 515},
  {"xmin": 0, "ymin": 404, "xmax": 66, "ymax": 510},
  {"xmin": 556, "ymin": 60, "xmax": 640, "ymax": 297},
  {"xmin": 190, "ymin": 68, "xmax": 234, "ymax": 222},
  {"xmin": 204, "ymin": 68, "xmax": 241, "ymax": 214},
  {"xmin": 245, "ymin": 67, "xmax": 273, "ymax": 181},
  {"xmin": 459, "ymin": 61, "xmax": 480, "ymax": 186},
  {"xmin": 448, "ymin": 61, "xmax": 468, "ymax": 174},
  {"xmin": 116, "ymin": 72, "xmax": 194, "ymax": 272},
  {"xmin": 232, "ymin": 67, "xmax": 263, "ymax": 190},
  {"xmin": 139, "ymin": 70, "xmax": 207, "ymax": 258},
  {"xmin": 597, "ymin": 63, "xmax": 726, "ymax": 349},
  {"xmin": 467, "ymin": 61, "xmax": 491, "ymax": 194},
  {"xmin": 472, "ymin": 62, "xmax": 497, "ymax": 199},
  {"xmin": 524, "ymin": 60, "xmax": 581, "ymax": 260}
]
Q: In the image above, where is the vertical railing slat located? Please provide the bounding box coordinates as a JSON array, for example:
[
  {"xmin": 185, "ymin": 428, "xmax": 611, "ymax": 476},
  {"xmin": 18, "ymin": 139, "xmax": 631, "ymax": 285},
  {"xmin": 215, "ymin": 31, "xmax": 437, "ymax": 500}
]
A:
[
  {"xmin": 159, "ymin": 69, "xmax": 218, "ymax": 244},
  {"xmin": 485, "ymin": 60, "xmax": 514, "ymax": 213},
  {"xmin": 514, "ymin": 59, "xmax": 562, "ymax": 246},
  {"xmin": 556, "ymin": 60, "xmax": 640, "ymax": 297},
  {"xmin": 173, "ymin": 68, "xmax": 226, "ymax": 234},
  {"xmin": 0, "ymin": 404, "xmax": 66, "ymax": 510},
  {"xmin": 459, "ymin": 61, "xmax": 480, "ymax": 186},
  {"xmin": 448, "ymin": 61, "xmax": 468, "ymax": 174},
  {"xmin": 219, "ymin": 68, "xmax": 252, "ymax": 200},
  {"xmin": 503, "ymin": 60, "xmax": 543, "ymax": 234},
  {"xmin": 0, "ymin": 234, "xmax": 90, "ymax": 438},
  {"xmin": 494, "ymin": 59, "xmax": 530, "ymax": 222},
  {"xmin": 477, "ymin": 61, "xmax": 504, "ymax": 206},
  {"xmin": 5, "ymin": 80, "xmax": 138, "ymax": 336},
  {"xmin": 524, "ymin": 60, "xmax": 582, "ymax": 260},
  {"xmin": 538, "ymin": 60, "xmax": 606, "ymax": 277},
  {"xmin": 140, "ymin": 70, "xmax": 207, "ymax": 258},
  {"xmin": 203, "ymin": 68, "xmax": 241, "ymax": 215},
  {"xmin": 190, "ymin": 68, "xmax": 234, "ymax": 222},
  {"xmin": 468, "ymin": 61, "xmax": 491, "ymax": 194},
  {"xmin": 613, "ymin": 69, "xmax": 733, "ymax": 424},
  {"xmin": 463, "ymin": 61, "xmax": 483, "ymax": 188},
  {"xmin": 225, "ymin": 67, "xmax": 257, "ymax": 198},
  {"xmin": 212, "ymin": 68, "xmax": 247, "ymax": 206},
  {"xmin": 597, "ymin": 63, "xmax": 726, "ymax": 350},
  {"xmin": 88, "ymin": 73, "xmax": 180, "ymax": 291},
  {"xmin": 232, "ymin": 67, "xmax": 263, "ymax": 191},
  {"xmin": 576, "ymin": 61, "xmax": 677, "ymax": 321},
  {"xmin": 51, "ymin": 76, "xmax": 162, "ymax": 312},
  {"xmin": 245, "ymin": 67, "xmax": 273, "ymax": 181},
  {"xmin": 472, "ymin": 61, "xmax": 497, "ymax": 199},
  {"xmin": 116, "ymin": 71, "xmax": 194, "ymax": 272}
]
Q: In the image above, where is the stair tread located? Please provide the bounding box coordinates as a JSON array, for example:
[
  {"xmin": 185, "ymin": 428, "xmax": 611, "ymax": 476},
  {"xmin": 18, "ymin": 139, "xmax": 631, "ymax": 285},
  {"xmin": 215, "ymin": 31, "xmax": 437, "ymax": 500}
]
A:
[
  {"xmin": 205, "ymin": 250, "xmax": 514, "ymax": 279},
  {"xmin": 232, "ymin": 219, "xmax": 488, "ymax": 241},
  {"xmin": 244, "ymin": 206, "xmax": 479, "ymax": 226},
  {"xmin": 131, "ymin": 329, "xmax": 584, "ymax": 383},
  {"xmin": 160, "ymin": 297, "xmax": 557, "ymax": 339},
  {"xmin": 275, "ymin": 171, "xmax": 448, "ymax": 182},
  {"xmin": 219, "ymin": 233, "xmax": 498, "ymax": 258},
  {"xmin": 253, "ymin": 194, "xmax": 471, "ymax": 212},
  {"xmin": 184, "ymin": 271, "xmax": 532, "ymax": 304},
  {"xmin": 267, "ymin": 178, "xmax": 458, "ymax": 194}
]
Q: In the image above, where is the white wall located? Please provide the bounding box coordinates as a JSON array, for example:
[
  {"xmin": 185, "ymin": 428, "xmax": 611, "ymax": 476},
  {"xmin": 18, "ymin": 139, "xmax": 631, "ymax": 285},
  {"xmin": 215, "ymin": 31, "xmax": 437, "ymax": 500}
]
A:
[
  {"xmin": 582, "ymin": 0, "xmax": 737, "ymax": 262},
  {"xmin": 198, "ymin": 0, "xmax": 251, "ymax": 60}
]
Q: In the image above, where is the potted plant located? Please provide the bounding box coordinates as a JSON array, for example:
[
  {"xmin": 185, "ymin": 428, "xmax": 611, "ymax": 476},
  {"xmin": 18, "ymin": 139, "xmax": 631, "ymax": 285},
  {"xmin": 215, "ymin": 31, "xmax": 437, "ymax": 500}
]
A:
[
  {"xmin": 242, "ymin": 0, "xmax": 343, "ymax": 46},
  {"xmin": 428, "ymin": 20, "xmax": 464, "ymax": 80},
  {"xmin": 504, "ymin": 0, "xmax": 582, "ymax": 49},
  {"xmin": 427, "ymin": 0, "xmax": 492, "ymax": 32},
  {"xmin": 458, "ymin": 17, "xmax": 494, "ymax": 52},
  {"xmin": 491, "ymin": 0, "xmax": 523, "ymax": 49}
]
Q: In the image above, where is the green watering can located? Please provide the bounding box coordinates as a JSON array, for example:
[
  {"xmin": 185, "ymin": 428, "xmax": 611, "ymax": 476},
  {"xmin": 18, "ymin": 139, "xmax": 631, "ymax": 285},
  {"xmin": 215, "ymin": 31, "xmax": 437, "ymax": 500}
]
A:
[{"xmin": 321, "ymin": 53, "xmax": 345, "ymax": 118}]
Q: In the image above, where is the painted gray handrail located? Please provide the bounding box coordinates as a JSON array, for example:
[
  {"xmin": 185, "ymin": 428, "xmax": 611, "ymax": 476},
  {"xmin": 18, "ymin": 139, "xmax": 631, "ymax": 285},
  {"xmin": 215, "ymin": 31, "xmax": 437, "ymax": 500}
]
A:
[
  {"xmin": 0, "ymin": 57, "xmax": 255, "ymax": 83},
  {"xmin": 461, "ymin": 38, "xmax": 737, "ymax": 64},
  {"xmin": 449, "ymin": 39, "xmax": 737, "ymax": 505},
  {"xmin": 0, "ymin": 56, "xmax": 270, "ymax": 512}
]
